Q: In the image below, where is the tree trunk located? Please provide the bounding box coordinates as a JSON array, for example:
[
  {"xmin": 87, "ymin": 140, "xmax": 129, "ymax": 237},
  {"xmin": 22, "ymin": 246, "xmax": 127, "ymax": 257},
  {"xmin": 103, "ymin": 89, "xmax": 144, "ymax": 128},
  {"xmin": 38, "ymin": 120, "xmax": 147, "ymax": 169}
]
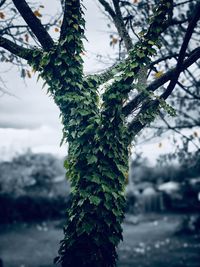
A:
[{"xmin": 56, "ymin": 121, "xmax": 129, "ymax": 267}]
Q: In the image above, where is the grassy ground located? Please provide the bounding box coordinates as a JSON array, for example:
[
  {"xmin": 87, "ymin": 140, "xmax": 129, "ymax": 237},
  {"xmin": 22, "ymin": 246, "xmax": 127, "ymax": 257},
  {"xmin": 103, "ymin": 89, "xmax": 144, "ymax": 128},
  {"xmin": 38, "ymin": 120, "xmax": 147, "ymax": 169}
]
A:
[{"xmin": 0, "ymin": 214, "xmax": 199, "ymax": 267}]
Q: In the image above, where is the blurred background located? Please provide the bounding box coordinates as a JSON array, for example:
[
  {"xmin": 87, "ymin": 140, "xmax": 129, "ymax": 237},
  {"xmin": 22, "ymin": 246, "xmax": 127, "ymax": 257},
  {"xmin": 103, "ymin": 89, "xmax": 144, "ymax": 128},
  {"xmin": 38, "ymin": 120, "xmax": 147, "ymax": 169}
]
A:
[{"xmin": 0, "ymin": 0, "xmax": 200, "ymax": 267}]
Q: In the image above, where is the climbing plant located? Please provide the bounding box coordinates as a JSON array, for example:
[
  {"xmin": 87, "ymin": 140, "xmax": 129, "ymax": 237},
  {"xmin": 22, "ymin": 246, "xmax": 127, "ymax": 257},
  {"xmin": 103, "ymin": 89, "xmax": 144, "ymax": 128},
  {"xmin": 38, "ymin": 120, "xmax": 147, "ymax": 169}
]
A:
[{"xmin": 0, "ymin": 0, "xmax": 200, "ymax": 266}]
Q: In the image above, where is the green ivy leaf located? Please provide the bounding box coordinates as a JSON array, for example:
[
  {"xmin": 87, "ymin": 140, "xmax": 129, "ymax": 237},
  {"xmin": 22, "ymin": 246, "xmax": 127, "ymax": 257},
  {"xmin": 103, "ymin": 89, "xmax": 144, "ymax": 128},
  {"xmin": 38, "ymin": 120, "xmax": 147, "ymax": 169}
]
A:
[
  {"xmin": 89, "ymin": 195, "xmax": 101, "ymax": 206},
  {"xmin": 87, "ymin": 155, "xmax": 98, "ymax": 164},
  {"xmin": 90, "ymin": 174, "xmax": 101, "ymax": 184}
]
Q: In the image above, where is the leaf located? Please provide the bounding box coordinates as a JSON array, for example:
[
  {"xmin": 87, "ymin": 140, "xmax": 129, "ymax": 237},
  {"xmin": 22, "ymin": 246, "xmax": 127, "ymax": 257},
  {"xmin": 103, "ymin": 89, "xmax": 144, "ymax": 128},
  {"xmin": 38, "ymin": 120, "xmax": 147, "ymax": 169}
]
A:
[
  {"xmin": 110, "ymin": 37, "xmax": 118, "ymax": 47},
  {"xmin": 79, "ymin": 109, "xmax": 90, "ymax": 116},
  {"xmin": 54, "ymin": 256, "xmax": 60, "ymax": 264},
  {"xmin": 73, "ymin": 24, "xmax": 79, "ymax": 31},
  {"xmin": 116, "ymin": 164, "xmax": 127, "ymax": 176},
  {"xmin": 106, "ymin": 171, "xmax": 116, "ymax": 180},
  {"xmin": 109, "ymin": 235, "xmax": 119, "ymax": 245},
  {"xmin": 54, "ymin": 27, "xmax": 60, "ymax": 32},
  {"xmin": 71, "ymin": 131, "xmax": 76, "ymax": 139},
  {"xmin": 84, "ymin": 124, "xmax": 94, "ymax": 134},
  {"xmin": 131, "ymin": 62, "xmax": 139, "ymax": 69},
  {"xmin": 87, "ymin": 155, "xmax": 98, "ymax": 165},
  {"xmin": 26, "ymin": 70, "xmax": 31, "ymax": 78},
  {"xmin": 77, "ymin": 199, "xmax": 84, "ymax": 206},
  {"xmin": 102, "ymin": 184, "xmax": 111, "ymax": 193},
  {"xmin": 154, "ymin": 71, "xmax": 163, "ymax": 79},
  {"xmin": 24, "ymin": 34, "xmax": 29, "ymax": 43},
  {"xmin": 89, "ymin": 195, "xmax": 101, "ymax": 206},
  {"xmin": 136, "ymin": 51, "xmax": 145, "ymax": 58},
  {"xmin": 84, "ymin": 222, "xmax": 93, "ymax": 233},
  {"xmin": 64, "ymin": 159, "xmax": 69, "ymax": 169},
  {"xmin": 90, "ymin": 174, "xmax": 101, "ymax": 184},
  {"xmin": 34, "ymin": 10, "xmax": 42, "ymax": 18},
  {"xmin": 148, "ymin": 40, "xmax": 155, "ymax": 45},
  {"xmin": 55, "ymin": 59, "xmax": 62, "ymax": 66},
  {"xmin": 0, "ymin": 12, "xmax": 5, "ymax": 19},
  {"xmin": 21, "ymin": 69, "xmax": 26, "ymax": 78}
]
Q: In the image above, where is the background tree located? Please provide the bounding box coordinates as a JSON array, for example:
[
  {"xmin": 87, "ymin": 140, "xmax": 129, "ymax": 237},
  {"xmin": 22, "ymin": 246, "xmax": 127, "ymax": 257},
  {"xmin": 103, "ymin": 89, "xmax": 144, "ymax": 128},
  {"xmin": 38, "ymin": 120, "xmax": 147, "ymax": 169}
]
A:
[{"xmin": 0, "ymin": 0, "xmax": 200, "ymax": 267}]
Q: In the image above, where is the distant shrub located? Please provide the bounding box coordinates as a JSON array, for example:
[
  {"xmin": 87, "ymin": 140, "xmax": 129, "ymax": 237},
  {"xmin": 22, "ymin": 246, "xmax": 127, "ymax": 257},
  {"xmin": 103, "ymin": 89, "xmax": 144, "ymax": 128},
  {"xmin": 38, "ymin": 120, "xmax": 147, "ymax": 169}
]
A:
[
  {"xmin": 0, "ymin": 151, "xmax": 71, "ymax": 223},
  {"xmin": 0, "ymin": 151, "xmax": 66, "ymax": 196},
  {"xmin": 0, "ymin": 193, "xmax": 69, "ymax": 223}
]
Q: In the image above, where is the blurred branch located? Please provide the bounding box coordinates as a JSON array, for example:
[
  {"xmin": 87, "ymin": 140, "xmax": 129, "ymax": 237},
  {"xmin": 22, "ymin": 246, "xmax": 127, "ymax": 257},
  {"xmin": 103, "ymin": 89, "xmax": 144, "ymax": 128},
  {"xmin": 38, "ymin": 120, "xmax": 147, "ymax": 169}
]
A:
[
  {"xmin": 0, "ymin": 0, "xmax": 6, "ymax": 7},
  {"xmin": 177, "ymin": 82, "xmax": 200, "ymax": 100},
  {"xmin": 159, "ymin": 113, "xmax": 200, "ymax": 150}
]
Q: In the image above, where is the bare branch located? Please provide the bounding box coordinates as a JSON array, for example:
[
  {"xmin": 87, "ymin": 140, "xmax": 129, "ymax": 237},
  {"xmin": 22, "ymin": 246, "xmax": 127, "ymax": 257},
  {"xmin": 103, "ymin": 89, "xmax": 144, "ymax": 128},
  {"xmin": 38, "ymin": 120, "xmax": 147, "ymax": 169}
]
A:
[
  {"xmin": 161, "ymin": 1, "xmax": 200, "ymax": 100},
  {"xmin": 98, "ymin": 0, "xmax": 116, "ymax": 18},
  {"xmin": 0, "ymin": 36, "xmax": 33, "ymax": 60},
  {"xmin": 98, "ymin": 0, "xmax": 133, "ymax": 51},
  {"xmin": 159, "ymin": 113, "xmax": 200, "ymax": 150},
  {"xmin": 150, "ymin": 53, "xmax": 180, "ymax": 67},
  {"xmin": 177, "ymin": 82, "xmax": 200, "ymax": 100},
  {"xmin": 112, "ymin": 0, "xmax": 133, "ymax": 51},
  {"xmin": 11, "ymin": 0, "xmax": 54, "ymax": 50}
]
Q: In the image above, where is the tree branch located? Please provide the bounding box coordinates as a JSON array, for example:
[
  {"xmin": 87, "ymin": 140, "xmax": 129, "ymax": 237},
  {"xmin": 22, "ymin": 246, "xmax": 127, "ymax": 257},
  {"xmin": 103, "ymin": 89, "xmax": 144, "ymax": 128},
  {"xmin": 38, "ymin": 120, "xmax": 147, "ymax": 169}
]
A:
[
  {"xmin": 123, "ymin": 47, "xmax": 200, "ymax": 117},
  {"xmin": 127, "ymin": 42, "xmax": 200, "ymax": 138},
  {"xmin": 128, "ymin": 48, "xmax": 200, "ymax": 140},
  {"xmin": 96, "ymin": 0, "xmax": 174, "ymax": 83},
  {"xmin": 127, "ymin": 99, "xmax": 159, "ymax": 137},
  {"xmin": 0, "ymin": 0, "xmax": 6, "ymax": 7},
  {"xmin": 98, "ymin": 0, "xmax": 116, "ymax": 19},
  {"xmin": 161, "ymin": 1, "xmax": 200, "ymax": 100},
  {"xmin": 159, "ymin": 113, "xmax": 200, "ymax": 150},
  {"xmin": 150, "ymin": 53, "xmax": 180, "ymax": 67},
  {"xmin": 112, "ymin": 0, "xmax": 133, "ymax": 51},
  {"xmin": 98, "ymin": 0, "xmax": 133, "ymax": 51},
  {"xmin": 11, "ymin": 0, "xmax": 54, "ymax": 50},
  {"xmin": 177, "ymin": 82, "xmax": 200, "ymax": 100},
  {"xmin": 0, "ymin": 36, "xmax": 34, "ymax": 60}
]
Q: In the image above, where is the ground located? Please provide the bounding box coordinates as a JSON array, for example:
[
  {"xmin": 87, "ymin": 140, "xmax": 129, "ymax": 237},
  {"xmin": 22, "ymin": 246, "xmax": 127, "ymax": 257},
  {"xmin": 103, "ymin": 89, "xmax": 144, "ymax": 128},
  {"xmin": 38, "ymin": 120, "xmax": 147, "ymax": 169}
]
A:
[{"xmin": 0, "ymin": 214, "xmax": 199, "ymax": 267}]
